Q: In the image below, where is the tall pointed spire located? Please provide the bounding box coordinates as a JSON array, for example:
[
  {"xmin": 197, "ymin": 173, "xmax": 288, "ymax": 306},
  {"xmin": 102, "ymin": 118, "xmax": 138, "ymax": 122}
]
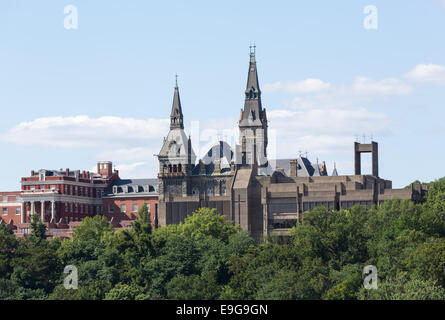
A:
[
  {"xmin": 240, "ymin": 46, "xmax": 264, "ymax": 127},
  {"xmin": 170, "ymin": 74, "xmax": 184, "ymax": 130},
  {"xmin": 245, "ymin": 45, "xmax": 261, "ymax": 101},
  {"xmin": 238, "ymin": 46, "xmax": 268, "ymax": 169}
]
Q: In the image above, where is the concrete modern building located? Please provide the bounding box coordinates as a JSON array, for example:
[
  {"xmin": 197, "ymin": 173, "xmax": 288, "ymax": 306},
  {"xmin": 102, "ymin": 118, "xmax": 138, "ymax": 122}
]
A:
[{"xmin": 157, "ymin": 48, "xmax": 426, "ymax": 241}]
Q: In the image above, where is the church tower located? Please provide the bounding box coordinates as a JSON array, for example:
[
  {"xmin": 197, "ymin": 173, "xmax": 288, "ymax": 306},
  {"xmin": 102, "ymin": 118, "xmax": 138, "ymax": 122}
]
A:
[
  {"xmin": 238, "ymin": 46, "xmax": 268, "ymax": 172},
  {"xmin": 157, "ymin": 78, "xmax": 196, "ymax": 200}
]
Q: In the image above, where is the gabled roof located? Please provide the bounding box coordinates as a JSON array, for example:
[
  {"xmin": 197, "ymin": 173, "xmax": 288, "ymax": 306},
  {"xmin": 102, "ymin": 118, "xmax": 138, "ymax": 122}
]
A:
[
  {"xmin": 191, "ymin": 141, "xmax": 234, "ymax": 176},
  {"xmin": 266, "ymin": 157, "xmax": 329, "ymax": 177}
]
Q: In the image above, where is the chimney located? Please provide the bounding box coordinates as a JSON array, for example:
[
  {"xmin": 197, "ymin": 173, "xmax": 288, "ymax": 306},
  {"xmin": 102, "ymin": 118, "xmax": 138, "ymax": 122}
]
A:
[
  {"xmin": 97, "ymin": 161, "xmax": 113, "ymax": 178},
  {"xmin": 31, "ymin": 170, "xmax": 35, "ymax": 176},
  {"xmin": 230, "ymin": 161, "xmax": 236, "ymax": 174},
  {"xmin": 290, "ymin": 159, "xmax": 298, "ymax": 177},
  {"xmin": 66, "ymin": 168, "xmax": 69, "ymax": 176},
  {"xmin": 214, "ymin": 160, "xmax": 221, "ymax": 175},
  {"xmin": 199, "ymin": 160, "xmax": 206, "ymax": 175}
]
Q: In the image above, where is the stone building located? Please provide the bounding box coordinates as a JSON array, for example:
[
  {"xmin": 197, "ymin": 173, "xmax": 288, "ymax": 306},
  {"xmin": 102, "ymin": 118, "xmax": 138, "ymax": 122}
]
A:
[{"xmin": 157, "ymin": 48, "xmax": 425, "ymax": 241}]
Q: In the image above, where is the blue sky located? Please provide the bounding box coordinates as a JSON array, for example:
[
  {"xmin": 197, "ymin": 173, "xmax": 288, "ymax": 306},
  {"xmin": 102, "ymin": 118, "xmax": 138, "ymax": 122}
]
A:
[{"xmin": 0, "ymin": 0, "xmax": 444, "ymax": 189}]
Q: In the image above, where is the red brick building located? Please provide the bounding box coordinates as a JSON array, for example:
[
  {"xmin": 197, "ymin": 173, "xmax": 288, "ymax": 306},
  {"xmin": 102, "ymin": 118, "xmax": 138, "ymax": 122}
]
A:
[
  {"xmin": 103, "ymin": 179, "xmax": 159, "ymax": 228},
  {"xmin": 0, "ymin": 191, "xmax": 23, "ymax": 227},
  {"xmin": 0, "ymin": 161, "xmax": 159, "ymax": 238}
]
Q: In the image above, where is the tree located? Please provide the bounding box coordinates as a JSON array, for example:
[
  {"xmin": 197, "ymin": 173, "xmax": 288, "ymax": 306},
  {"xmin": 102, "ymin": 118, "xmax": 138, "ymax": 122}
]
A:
[
  {"xmin": 405, "ymin": 238, "xmax": 445, "ymax": 288},
  {"xmin": 179, "ymin": 208, "xmax": 239, "ymax": 243},
  {"xmin": 166, "ymin": 271, "xmax": 221, "ymax": 300},
  {"xmin": 104, "ymin": 283, "xmax": 145, "ymax": 300},
  {"xmin": 29, "ymin": 214, "xmax": 47, "ymax": 243},
  {"xmin": 0, "ymin": 224, "xmax": 18, "ymax": 278},
  {"xmin": 358, "ymin": 273, "xmax": 445, "ymax": 300}
]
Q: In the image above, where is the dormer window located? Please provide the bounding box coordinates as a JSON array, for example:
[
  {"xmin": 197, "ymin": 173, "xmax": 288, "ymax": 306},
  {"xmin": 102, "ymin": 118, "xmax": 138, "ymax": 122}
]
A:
[{"xmin": 113, "ymin": 186, "xmax": 117, "ymax": 194}]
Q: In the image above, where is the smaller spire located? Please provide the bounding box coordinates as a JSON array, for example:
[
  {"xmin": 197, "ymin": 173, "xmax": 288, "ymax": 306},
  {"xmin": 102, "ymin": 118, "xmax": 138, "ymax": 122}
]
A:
[
  {"xmin": 170, "ymin": 75, "xmax": 184, "ymax": 130},
  {"xmin": 332, "ymin": 162, "xmax": 338, "ymax": 176}
]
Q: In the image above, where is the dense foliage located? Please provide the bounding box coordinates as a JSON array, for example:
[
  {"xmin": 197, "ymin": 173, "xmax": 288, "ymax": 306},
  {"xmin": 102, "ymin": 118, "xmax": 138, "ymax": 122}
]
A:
[{"xmin": 1, "ymin": 178, "xmax": 444, "ymax": 300}]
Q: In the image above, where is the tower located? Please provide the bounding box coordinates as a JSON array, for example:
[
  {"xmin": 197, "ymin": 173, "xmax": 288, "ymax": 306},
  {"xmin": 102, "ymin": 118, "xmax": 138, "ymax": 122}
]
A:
[
  {"xmin": 238, "ymin": 46, "xmax": 268, "ymax": 172},
  {"xmin": 157, "ymin": 78, "xmax": 196, "ymax": 194}
]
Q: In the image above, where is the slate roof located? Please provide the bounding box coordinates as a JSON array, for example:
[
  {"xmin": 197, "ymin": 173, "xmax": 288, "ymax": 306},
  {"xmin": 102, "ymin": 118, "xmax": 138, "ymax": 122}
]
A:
[
  {"xmin": 191, "ymin": 141, "xmax": 234, "ymax": 176},
  {"xmin": 158, "ymin": 128, "xmax": 196, "ymax": 161},
  {"xmin": 104, "ymin": 178, "xmax": 158, "ymax": 197},
  {"xmin": 266, "ymin": 157, "xmax": 329, "ymax": 177}
]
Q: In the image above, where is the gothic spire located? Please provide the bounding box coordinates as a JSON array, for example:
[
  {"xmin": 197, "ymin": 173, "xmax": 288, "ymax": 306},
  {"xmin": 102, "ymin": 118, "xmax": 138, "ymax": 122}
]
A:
[
  {"xmin": 245, "ymin": 45, "xmax": 261, "ymax": 101},
  {"xmin": 170, "ymin": 74, "xmax": 184, "ymax": 130},
  {"xmin": 240, "ymin": 46, "xmax": 265, "ymax": 128}
]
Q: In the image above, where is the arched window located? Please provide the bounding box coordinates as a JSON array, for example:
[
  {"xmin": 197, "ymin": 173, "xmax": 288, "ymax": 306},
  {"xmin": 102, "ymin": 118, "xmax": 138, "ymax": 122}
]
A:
[
  {"xmin": 192, "ymin": 187, "xmax": 199, "ymax": 196},
  {"xmin": 168, "ymin": 164, "xmax": 172, "ymax": 173},
  {"xmin": 221, "ymin": 185, "xmax": 226, "ymax": 196},
  {"xmin": 178, "ymin": 164, "xmax": 182, "ymax": 172},
  {"xmin": 207, "ymin": 187, "xmax": 214, "ymax": 196},
  {"xmin": 173, "ymin": 165, "xmax": 177, "ymax": 173}
]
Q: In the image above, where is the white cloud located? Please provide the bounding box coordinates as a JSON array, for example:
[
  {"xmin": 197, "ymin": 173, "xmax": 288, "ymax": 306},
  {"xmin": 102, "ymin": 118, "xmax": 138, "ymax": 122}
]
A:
[
  {"xmin": 267, "ymin": 107, "xmax": 389, "ymax": 158},
  {"xmin": 114, "ymin": 162, "xmax": 148, "ymax": 177},
  {"xmin": 97, "ymin": 147, "xmax": 158, "ymax": 163},
  {"xmin": 263, "ymin": 78, "xmax": 331, "ymax": 93},
  {"xmin": 352, "ymin": 77, "xmax": 413, "ymax": 95},
  {"xmin": 405, "ymin": 64, "xmax": 445, "ymax": 84},
  {"xmin": 0, "ymin": 104, "xmax": 390, "ymax": 178},
  {"xmin": 0, "ymin": 115, "xmax": 169, "ymax": 148}
]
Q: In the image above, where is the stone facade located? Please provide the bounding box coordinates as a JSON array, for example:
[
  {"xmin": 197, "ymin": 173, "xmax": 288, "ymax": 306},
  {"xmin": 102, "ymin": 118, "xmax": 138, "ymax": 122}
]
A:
[{"xmin": 157, "ymin": 49, "xmax": 426, "ymax": 241}]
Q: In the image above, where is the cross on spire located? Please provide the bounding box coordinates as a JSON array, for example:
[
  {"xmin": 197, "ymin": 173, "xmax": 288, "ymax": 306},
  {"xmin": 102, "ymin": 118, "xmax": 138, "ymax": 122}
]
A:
[
  {"xmin": 250, "ymin": 43, "xmax": 256, "ymax": 55},
  {"xmin": 175, "ymin": 74, "xmax": 178, "ymax": 88}
]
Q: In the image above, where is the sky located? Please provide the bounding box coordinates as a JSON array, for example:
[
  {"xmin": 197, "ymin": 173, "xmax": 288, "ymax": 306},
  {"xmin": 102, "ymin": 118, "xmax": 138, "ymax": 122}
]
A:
[{"xmin": 0, "ymin": 0, "xmax": 444, "ymax": 190}]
